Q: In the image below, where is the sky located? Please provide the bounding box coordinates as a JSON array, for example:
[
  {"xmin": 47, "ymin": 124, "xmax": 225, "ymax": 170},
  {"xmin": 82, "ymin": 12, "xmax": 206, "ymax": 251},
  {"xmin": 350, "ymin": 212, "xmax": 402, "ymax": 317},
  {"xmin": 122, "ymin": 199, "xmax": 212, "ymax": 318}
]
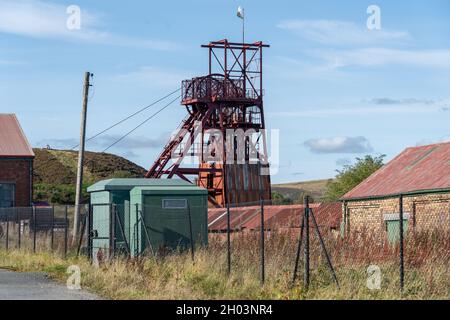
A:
[{"xmin": 1, "ymin": 0, "xmax": 449, "ymax": 184}]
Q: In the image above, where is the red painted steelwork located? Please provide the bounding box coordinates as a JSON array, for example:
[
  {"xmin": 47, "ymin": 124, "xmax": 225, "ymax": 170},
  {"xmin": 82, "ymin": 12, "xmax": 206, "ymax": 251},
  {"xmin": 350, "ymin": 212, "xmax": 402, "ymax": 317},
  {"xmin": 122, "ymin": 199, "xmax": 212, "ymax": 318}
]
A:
[{"xmin": 146, "ymin": 40, "xmax": 272, "ymax": 207}]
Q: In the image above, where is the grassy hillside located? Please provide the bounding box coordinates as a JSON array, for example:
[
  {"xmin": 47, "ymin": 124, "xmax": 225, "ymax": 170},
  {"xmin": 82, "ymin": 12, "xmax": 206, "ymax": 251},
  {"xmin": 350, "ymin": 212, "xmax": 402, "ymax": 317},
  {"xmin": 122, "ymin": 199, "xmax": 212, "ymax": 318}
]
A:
[
  {"xmin": 272, "ymin": 179, "xmax": 332, "ymax": 203},
  {"xmin": 32, "ymin": 148, "xmax": 332, "ymax": 204},
  {"xmin": 33, "ymin": 148, "xmax": 146, "ymax": 204}
]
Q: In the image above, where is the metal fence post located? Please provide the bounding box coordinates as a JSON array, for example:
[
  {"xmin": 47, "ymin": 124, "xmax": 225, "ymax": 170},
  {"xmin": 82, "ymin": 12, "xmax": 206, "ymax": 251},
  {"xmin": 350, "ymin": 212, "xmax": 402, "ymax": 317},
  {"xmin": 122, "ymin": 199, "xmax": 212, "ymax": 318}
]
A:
[
  {"xmin": 260, "ymin": 198, "xmax": 265, "ymax": 285},
  {"xmin": 292, "ymin": 212, "xmax": 305, "ymax": 285},
  {"xmin": 343, "ymin": 201, "xmax": 347, "ymax": 237},
  {"xmin": 399, "ymin": 194, "xmax": 405, "ymax": 292},
  {"xmin": 135, "ymin": 203, "xmax": 139, "ymax": 256},
  {"xmin": 110, "ymin": 204, "xmax": 116, "ymax": 259},
  {"xmin": 88, "ymin": 204, "xmax": 93, "ymax": 262},
  {"xmin": 5, "ymin": 211, "xmax": 9, "ymax": 251},
  {"xmin": 187, "ymin": 203, "xmax": 195, "ymax": 262},
  {"xmin": 304, "ymin": 196, "xmax": 310, "ymax": 290},
  {"xmin": 114, "ymin": 204, "xmax": 131, "ymax": 258},
  {"xmin": 138, "ymin": 205, "xmax": 154, "ymax": 257},
  {"xmin": 76, "ymin": 212, "xmax": 87, "ymax": 257},
  {"xmin": 32, "ymin": 206, "xmax": 36, "ymax": 253},
  {"xmin": 64, "ymin": 205, "xmax": 68, "ymax": 258},
  {"xmin": 310, "ymin": 207, "xmax": 340, "ymax": 288},
  {"xmin": 17, "ymin": 208, "xmax": 21, "ymax": 250},
  {"xmin": 51, "ymin": 205, "xmax": 55, "ymax": 251},
  {"xmin": 226, "ymin": 202, "xmax": 231, "ymax": 276}
]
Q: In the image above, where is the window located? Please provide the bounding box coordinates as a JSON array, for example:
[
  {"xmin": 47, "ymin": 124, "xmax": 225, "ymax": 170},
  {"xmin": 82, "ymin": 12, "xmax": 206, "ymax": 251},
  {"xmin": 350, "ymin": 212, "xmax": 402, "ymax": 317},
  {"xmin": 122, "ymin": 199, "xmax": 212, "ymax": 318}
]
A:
[
  {"xmin": 384, "ymin": 213, "xmax": 410, "ymax": 244},
  {"xmin": 0, "ymin": 183, "xmax": 15, "ymax": 207},
  {"xmin": 162, "ymin": 199, "xmax": 187, "ymax": 209}
]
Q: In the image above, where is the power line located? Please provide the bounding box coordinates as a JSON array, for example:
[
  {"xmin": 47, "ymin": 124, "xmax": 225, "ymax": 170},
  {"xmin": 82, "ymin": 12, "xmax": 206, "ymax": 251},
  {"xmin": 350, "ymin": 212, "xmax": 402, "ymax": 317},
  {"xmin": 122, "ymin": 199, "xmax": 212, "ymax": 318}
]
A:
[
  {"xmin": 71, "ymin": 87, "xmax": 180, "ymax": 150},
  {"xmin": 101, "ymin": 94, "xmax": 181, "ymax": 153},
  {"xmin": 35, "ymin": 89, "xmax": 181, "ymax": 174}
]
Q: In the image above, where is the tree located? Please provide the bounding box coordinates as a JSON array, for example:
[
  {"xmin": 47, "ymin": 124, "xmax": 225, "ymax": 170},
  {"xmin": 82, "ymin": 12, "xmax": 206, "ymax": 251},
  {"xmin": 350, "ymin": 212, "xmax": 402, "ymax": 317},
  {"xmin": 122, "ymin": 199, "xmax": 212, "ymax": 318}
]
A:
[
  {"xmin": 325, "ymin": 155, "xmax": 385, "ymax": 202},
  {"xmin": 271, "ymin": 191, "xmax": 293, "ymax": 205},
  {"xmin": 295, "ymin": 190, "xmax": 315, "ymax": 204}
]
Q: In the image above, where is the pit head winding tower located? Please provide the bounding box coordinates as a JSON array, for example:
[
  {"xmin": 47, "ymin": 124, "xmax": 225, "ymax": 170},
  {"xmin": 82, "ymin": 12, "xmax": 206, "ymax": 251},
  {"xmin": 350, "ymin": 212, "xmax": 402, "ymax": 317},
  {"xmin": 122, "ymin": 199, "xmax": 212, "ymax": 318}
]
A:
[{"xmin": 146, "ymin": 39, "xmax": 272, "ymax": 207}]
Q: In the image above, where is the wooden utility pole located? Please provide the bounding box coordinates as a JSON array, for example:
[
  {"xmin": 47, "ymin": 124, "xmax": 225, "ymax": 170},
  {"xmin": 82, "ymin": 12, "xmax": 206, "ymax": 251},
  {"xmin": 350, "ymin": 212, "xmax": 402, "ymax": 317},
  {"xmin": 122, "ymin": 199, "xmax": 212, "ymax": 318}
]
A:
[{"xmin": 73, "ymin": 71, "xmax": 91, "ymax": 244}]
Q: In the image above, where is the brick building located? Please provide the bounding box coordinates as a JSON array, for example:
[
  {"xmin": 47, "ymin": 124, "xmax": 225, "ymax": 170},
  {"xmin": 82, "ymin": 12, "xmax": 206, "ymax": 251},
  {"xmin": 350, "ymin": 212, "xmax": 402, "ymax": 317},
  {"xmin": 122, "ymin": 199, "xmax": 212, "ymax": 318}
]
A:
[
  {"xmin": 0, "ymin": 114, "xmax": 34, "ymax": 207},
  {"xmin": 341, "ymin": 142, "xmax": 450, "ymax": 242}
]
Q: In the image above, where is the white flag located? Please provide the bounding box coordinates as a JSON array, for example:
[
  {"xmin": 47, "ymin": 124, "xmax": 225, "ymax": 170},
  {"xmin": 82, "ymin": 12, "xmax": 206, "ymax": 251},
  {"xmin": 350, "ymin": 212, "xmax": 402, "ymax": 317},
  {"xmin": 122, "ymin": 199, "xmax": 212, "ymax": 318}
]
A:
[{"xmin": 237, "ymin": 6, "xmax": 244, "ymax": 19}]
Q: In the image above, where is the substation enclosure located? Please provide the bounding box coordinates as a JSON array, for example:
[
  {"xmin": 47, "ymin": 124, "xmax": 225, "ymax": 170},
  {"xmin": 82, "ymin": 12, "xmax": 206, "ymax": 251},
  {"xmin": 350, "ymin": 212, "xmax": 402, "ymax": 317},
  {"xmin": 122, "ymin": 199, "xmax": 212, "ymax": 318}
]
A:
[
  {"xmin": 130, "ymin": 185, "xmax": 208, "ymax": 257},
  {"xmin": 87, "ymin": 178, "xmax": 195, "ymax": 261}
]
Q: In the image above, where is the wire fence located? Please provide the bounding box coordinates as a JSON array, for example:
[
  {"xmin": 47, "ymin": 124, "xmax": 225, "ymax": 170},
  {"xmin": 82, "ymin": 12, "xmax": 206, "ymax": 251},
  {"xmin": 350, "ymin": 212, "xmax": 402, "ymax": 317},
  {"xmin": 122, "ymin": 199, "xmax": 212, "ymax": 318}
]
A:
[
  {"xmin": 0, "ymin": 205, "xmax": 89, "ymax": 257},
  {"xmin": 0, "ymin": 194, "xmax": 448, "ymax": 297}
]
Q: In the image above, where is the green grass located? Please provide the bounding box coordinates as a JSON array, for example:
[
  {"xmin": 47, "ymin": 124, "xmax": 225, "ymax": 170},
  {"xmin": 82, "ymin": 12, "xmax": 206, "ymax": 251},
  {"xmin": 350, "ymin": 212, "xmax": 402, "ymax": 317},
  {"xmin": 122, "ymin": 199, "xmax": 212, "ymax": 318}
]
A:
[{"xmin": 0, "ymin": 230, "xmax": 447, "ymax": 300}]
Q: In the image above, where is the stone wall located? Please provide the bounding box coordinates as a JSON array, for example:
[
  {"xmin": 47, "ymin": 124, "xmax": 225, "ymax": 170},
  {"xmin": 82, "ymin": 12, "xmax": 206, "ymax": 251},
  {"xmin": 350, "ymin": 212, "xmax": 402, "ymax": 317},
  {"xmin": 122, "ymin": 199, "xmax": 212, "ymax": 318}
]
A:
[{"xmin": 343, "ymin": 192, "xmax": 450, "ymax": 239}]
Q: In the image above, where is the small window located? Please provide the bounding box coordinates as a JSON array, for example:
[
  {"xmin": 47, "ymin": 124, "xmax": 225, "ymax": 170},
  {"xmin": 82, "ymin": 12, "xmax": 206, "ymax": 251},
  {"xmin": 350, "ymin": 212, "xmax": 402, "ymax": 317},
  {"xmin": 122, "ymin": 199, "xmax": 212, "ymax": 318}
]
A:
[
  {"xmin": 162, "ymin": 199, "xmax": 187, "ymax": 209},
  {"xmin": 0, "ymin": 183, "xmax": 15, "ymax": 207}
]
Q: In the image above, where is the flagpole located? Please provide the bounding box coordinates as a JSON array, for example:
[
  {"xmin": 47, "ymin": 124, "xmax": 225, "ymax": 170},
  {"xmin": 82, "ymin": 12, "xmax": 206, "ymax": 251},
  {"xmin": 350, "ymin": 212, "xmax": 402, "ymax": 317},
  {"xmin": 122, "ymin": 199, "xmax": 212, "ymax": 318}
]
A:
[{"xmin": 242, "ymin": 8, "xmax": 245, "ymax": 45}]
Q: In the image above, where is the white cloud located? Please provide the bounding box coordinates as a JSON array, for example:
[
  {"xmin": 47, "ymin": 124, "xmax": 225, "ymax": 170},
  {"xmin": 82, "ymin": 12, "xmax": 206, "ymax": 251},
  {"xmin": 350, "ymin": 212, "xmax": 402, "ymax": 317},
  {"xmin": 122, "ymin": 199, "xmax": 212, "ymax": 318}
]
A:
[
  {"xmin": 336, "ymin": 158, "xmax": 352, "ymax": 167},
  {"xmin": 271, "ymin": 97, "xmax": 450, "ymax": 118},
  {"xmin": 276, "ymin": 19, "xmax": 450, "ymax": 71},
  {"xmin": 113, "ymin": 66, "xmax": 190, "ymax": 88},
  {"xmin": 87, "ymin": 134, "xmax": 169, "ymax": 150},
  {"xmin": 277, "ymin": 19, "xmax": 410, "ymax": 46},
  {"xmin": 271, "ymin": 104, "xmax": 444, "ymax": 118},
  {"xmin": 369, "ymin": 98, "xmax": 435, "ymax": 105},
  {"xmin": 317, "ymin": 48, "xmax": 450, "ymax": 69},
  {"xmin": 0, "ymin": 0, "xmax": 177, "ymax": 50},
  {"xmin": 415, "ymin": 135, "xmax": 450, "ymax": 146},
  {"xmin": 304, "ymin": 136, "xmax": 373, "ymax": 154},
  {"xmin": 0, "ymin": 59, "xmax": 23, "ymax": 66}
]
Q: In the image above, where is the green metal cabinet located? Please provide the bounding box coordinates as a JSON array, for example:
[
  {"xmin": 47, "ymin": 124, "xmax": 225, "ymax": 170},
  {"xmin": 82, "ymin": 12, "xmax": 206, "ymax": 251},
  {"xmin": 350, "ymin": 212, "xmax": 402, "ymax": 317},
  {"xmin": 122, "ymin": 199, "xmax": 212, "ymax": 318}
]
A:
[
  {"xmin": 87, "ymin": 178, "xmax": 193, "ymax": 261},
  {"xmin": 130, "ymin": 186, "xmax": 208, "ymax": 257}
]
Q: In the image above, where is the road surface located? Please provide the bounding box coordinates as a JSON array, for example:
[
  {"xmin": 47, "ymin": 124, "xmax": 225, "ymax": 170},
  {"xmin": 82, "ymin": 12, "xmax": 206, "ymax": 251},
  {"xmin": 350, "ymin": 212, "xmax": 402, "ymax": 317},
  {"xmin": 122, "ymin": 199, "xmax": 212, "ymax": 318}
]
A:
[{"xmin": 0, "ymin": 269, "xmax": 99, "ymax": 300}]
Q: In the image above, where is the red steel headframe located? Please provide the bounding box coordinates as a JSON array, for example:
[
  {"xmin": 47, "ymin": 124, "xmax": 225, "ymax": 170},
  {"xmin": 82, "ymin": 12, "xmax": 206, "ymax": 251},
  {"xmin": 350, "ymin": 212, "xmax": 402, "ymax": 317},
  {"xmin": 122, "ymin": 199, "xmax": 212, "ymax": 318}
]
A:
[{"xmin": 146, "ymin": 40, "xmax": 272, "ymax": 207}]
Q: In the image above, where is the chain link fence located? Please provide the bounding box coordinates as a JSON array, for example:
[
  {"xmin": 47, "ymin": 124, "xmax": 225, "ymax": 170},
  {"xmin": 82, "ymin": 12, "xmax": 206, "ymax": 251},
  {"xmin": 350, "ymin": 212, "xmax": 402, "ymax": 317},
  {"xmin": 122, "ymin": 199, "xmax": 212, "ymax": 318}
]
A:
[
  {"xmin": 0, "ymin": 195, "xmax": 448, "ymax": 298},
  {"xmin": 0, "ymin": 205, "xmax": 89, "ymax": 257},
  {"xmin": 207, "ymin": 195, "xmax": 448, "ymax": 297}
]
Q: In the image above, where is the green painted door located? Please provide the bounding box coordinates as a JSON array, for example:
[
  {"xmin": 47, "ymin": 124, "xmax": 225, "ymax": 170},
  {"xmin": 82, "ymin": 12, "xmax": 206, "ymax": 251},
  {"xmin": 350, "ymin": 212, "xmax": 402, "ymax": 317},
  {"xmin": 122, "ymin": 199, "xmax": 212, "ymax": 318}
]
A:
[
  {"xmin": 92, "ymin": 204, "xmax": 110, "ymax": 261},
  {"xmin": 386, "ymin": 220, "xmax": 408, "ymax": 244},
  {"xmin": 142, "ymin": 195, "xmax": 207, "ymax": 252}
]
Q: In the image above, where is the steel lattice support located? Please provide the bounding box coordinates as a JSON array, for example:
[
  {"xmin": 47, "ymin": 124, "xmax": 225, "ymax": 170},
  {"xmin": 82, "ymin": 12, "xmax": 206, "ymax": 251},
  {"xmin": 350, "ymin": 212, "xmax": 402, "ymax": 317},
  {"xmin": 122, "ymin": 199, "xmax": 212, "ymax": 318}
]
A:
[{"xmin": 146, "ymin": 39, "xmax": 272, "ymax": 207}]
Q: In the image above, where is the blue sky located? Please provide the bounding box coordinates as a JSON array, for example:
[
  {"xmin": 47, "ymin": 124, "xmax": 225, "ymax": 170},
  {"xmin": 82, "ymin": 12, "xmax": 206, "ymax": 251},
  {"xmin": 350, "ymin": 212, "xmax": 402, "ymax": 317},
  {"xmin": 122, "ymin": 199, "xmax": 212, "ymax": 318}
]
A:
[{"xmin": 1, "ymin": 0, "xmax": 449, "ymax": 183}]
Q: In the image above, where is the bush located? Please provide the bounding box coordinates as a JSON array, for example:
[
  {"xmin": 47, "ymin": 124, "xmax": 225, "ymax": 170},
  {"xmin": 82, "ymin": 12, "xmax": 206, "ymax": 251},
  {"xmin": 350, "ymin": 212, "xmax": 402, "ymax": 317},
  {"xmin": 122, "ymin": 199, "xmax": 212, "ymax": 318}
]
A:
[
  {"xmin": 34, "ymin": 183, "xmax": 90, "ymax": 204},
  {"xmin": 325, "ymin": 155, "xmax": 385, "ymax": 202}
]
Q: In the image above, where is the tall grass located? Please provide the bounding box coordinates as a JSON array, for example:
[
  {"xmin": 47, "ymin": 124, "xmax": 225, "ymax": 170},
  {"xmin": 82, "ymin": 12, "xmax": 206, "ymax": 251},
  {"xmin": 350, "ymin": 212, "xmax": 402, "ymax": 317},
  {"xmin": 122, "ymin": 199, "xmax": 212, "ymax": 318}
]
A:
[{"xmin": 0, "ymin": 228, "xmax": 448, "ymax": 300}]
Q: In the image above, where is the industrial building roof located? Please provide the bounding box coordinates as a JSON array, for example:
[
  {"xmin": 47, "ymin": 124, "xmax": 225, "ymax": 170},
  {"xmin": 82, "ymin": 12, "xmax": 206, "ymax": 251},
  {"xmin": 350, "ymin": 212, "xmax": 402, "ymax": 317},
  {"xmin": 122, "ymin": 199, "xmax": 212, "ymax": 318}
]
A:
[
  {"xmin": 131, "ymin": 185, "xmax": 208, "ymax": 194},
  {"xmin": 87, "ymin": 178, "xmax": 191, "ymax": 192},
  {"xmin": 208, "ymin": 203, "xmax": 324, "ymax": 232},
  {"xmin": 0, "ymin": 114, "xmax": 34, "ymax": 158},
  {"xmin": 342, "ymin": 142, "xmax": 450, "ymax": 200},
  {"xmin": 312, "ymin": 202, "xmax": 342, "ymax": 230}
]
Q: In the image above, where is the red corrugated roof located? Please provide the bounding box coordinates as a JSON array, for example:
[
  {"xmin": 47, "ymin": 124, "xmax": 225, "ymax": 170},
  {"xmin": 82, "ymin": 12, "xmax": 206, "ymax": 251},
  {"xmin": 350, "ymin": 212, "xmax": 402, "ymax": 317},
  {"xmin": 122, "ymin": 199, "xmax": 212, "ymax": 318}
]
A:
[
  {"xmin": 312, "ymin": 202, "xmax": 342, "ymax": 230},
  {"xmin": 208, "ymin": 204, "xmax": 322, "ymax": 232},
  {"xmin": 0, "ymin": 114, "xmax": 34, "ymax": 158},
  {"xmin": 343, "ymin": 142, "xmax": 450, "ymax": 200}
]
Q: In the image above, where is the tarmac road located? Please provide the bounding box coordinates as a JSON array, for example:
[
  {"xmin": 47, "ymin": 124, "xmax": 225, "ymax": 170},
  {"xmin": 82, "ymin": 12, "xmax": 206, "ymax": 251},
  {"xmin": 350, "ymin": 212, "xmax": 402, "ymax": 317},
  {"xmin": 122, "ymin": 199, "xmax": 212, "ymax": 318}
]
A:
[{"xmin": 0, "ymin": 269, "xmax": 99, "ymax": 300}]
